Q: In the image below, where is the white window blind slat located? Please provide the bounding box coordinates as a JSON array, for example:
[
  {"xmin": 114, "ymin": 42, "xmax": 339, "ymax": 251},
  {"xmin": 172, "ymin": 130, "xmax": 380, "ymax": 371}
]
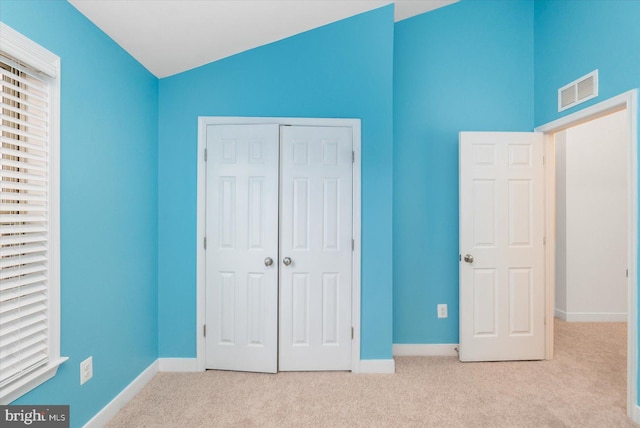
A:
[
  {"xmin": 0, "ymin": 232, "xmax": 47, "ymax": 246},
  {"xmin": 0, "ymin": 340, "xmax": 48, "ymax": 371},
  {"xmin": 0, "ymin": 338, "xmax": 48, "ymax": 376},
  {"xmin": 0, "ymin": 92, "xmax": 47, "ymax": 116},
  {"xmin": 0, "ymin": 348, "xmax": 48, "ymax": 387},
  {"xmin": 0, "ymin": 282, "xmax": 47, "ymax": 304},
  {"xmin": 0, "ymin": 293, "xmax": 47, "ymax": 316},
  {"xmin": 2, "ymin": 115, "xmax": 47, "ymax": 134},
  {"xmin": 0, "ymin": 272, "xmax": 47, "ymax": 293},
  {"xmin": 1, "ymin": 169, "xmax": 47, "ymax": 183},
  {"xmin": 0, "ymin": 68, "xmax": 47, "ymax": 90},
  {"xmin": 1, "ymin": 105, "xmax": 47, "ymax": 125},
  {"xmin": 1, "ymin": 158, "xmax": 47, "ymax": 173},
  {"xmin": 0, "ymin": 136, "xmax": 46, "ymax": 153},
  {"xmin": 0, "ymin": 214, "xmax": 47, "ymax": 223},
  {"xmin": 0, "ymin": 334, "xmax": 48, "ymax": 367},
  {"xmin": 0, "ymin": 333, "xmax": 47, "ymax": 369},
  {"xmin": 0, "ymin": 254, "xmax": 47, "ymax": 271},
  {"xmin": 1, "ymin": 146, "xmax": 46, "ymax": 162},
  {"xmin": 0, "ymin": 311, "xmax": 46, "ymax": 338},
  {"xmin": 0, "ymin": 80, "xmax": 47, "ymax": 104},
  {"xmin": 1, "ymin": 147, "xmax": 47, "ymax": 161},
  {"xmin": 0, "ymin": 180, "xmax": 47, "ymax": 193},
  {"xmin": 0, "ymin": 320, "xmax": 47, "ymax": 349},
  {"xmin": 0, "ymin": 203, "xmax": 46, "ymax": 213},
  {"xmin": 0, "ymin": 224, "xmax": 47, "ymax": 235},
  {"xmin": 0, "ymin": 262, "xmax": 46, "ymax": 281},
  {"xmin": 0, "ymin": 242, "xmax": 47, "ymax": 258},
  {"xmin": 0, "ymin": 124, "xmax": 46, "ymax": 142},
  {"xmin": 0, "ymin": 300, "xmax": 47, "ymax": 326},
  {"xmin": 0, "ymin": 191, "xmax": 46, "ymax": 202},
  {"xmin": 0, "ymin": 204, "xmax": 47, "ymax": 212}
]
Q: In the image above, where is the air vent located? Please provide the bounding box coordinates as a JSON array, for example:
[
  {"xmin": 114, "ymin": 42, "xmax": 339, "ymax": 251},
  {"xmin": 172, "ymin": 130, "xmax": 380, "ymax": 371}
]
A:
[
  {"xmin": 558, "ymin": 70, "xmax": 598, "ymax": 112},
  {"xmin": 560, "ymin": 87, "xmax": 576, "ymax": 109}
]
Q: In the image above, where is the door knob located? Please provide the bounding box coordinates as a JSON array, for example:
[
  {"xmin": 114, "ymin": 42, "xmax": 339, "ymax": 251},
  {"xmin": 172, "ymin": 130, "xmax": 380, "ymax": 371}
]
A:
[
  {"xmin": 283, "ymin": 257, "xmax": 292, "ymax": 266},
  {"xmin": 464, "ymin": 254, "xmax": 474, "ymax": 263},
  {"xmin": 264, "ymin": 257, "xmax": 273, "ymax": 267}
]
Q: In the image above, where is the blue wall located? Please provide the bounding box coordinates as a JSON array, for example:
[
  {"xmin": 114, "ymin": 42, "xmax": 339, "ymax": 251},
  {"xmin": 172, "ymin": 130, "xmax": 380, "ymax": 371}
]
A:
[
  {"xmin": 533, "ymin": 0, "xmax": 640, "ymax": 402},
  {"xmin": 393, "ymin": 0, "xmax": 534, "ymax": 344},
  {"xmin": 1, "ymin": 1, "xmax": 159, "ymax": 426},
  {"xmin": 534, "ymin": 0, "xmax": 640, "ymax": 125},
  {"xmin": 157, "ymin": 5, "xmax": 395, "ymax": 360}
]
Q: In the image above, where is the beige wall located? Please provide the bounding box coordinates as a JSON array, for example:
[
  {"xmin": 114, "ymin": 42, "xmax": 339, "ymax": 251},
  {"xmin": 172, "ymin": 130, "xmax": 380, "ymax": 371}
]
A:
[{"xmin": 555, "ymin": 109, "xmax": 629, "ymax": 321}]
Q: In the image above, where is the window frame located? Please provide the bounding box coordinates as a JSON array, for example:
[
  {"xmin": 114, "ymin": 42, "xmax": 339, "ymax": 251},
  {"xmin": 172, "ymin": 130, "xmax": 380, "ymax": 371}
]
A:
[{"xmin": 0, "ymin": 21, "xmax": 66, "ymax": 405}]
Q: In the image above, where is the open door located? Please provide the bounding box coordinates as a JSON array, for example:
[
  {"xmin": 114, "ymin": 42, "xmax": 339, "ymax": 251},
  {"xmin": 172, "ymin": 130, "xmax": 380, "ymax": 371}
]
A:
[{"xmin": 459, "ymin": 132, "xmax": 545, "ymax": 361}]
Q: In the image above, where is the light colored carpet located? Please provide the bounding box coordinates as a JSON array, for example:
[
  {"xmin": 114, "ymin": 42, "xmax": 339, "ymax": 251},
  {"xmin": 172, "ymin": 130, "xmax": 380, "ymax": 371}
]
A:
[{"xmin": 108, "ymin": 319, "xmax": 635, "ymax": 427}]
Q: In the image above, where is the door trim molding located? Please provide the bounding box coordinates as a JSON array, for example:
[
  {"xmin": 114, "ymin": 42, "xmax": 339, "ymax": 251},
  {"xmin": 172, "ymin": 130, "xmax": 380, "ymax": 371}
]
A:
[
  {"xmin": 535, "ymin": 89, "xmax": 638, "ymax": 421},
  {"xmin": 196, "ymin": 117, "xmax": 362, "ymax": 373}
]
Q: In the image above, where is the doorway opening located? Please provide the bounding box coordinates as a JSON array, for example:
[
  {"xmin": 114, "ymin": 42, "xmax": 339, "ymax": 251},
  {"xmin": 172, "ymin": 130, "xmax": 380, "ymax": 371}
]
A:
[{"xmin": 536, "ymin": 90, "xmax": 638, "ymax": 419}]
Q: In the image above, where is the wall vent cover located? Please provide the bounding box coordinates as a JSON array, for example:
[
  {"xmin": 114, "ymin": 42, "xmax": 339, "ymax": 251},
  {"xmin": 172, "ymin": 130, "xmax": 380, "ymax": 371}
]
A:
[{"xmin": 558, "ymin": 70, "xmax": 598, "ymax": 112}]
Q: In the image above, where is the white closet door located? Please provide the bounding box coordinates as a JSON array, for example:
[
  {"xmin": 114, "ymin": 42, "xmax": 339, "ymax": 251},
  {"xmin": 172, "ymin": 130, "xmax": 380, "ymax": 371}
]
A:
[
  {"xmin": 205, "ymin": 124, "xmax": 279, "ymax": 373},
  {"xmin": 279, "ymin": 126, "xmax": 353, "ymax": 371}
]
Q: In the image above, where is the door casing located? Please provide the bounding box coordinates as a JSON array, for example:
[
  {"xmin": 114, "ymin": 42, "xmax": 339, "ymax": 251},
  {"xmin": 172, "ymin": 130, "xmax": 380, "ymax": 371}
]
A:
[
  {"xmin": 196, "ymin": 117, "xmax": 362, "ymax": 373},
  {"xmin": 536, "ymin": 89, "xmax": 638, "ymax": 419}
]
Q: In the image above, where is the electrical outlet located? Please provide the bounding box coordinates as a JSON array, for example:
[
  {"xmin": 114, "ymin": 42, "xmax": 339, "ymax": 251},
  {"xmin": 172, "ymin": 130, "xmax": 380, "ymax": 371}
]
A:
[
  {"xmin": 80, "ymin": 356, "xmax": 93, "ymax": 385},
  {"xmin": 437, "ymin": 304, "xmax": 448, "ymax": 319}
]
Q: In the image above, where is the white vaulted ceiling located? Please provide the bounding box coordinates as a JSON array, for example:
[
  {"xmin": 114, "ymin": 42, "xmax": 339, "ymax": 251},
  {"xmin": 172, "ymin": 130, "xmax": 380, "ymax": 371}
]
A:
[{"xmin": 68, "ymin": 0, "xmax": 458, "ymax": 78}]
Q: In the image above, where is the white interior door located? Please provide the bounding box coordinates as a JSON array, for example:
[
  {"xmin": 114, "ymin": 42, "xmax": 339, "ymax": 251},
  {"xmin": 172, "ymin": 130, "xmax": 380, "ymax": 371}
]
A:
[
  {"xmin": 459, "ymin": 132, "xmax": 545, "ymax": 362},
  {"xmin": 205, "ymin": 124, "xmax": 279, "ymax": 373},
  {"xmin": 279, "ymin": 126, "xmax": 353, "ymax": 371}
]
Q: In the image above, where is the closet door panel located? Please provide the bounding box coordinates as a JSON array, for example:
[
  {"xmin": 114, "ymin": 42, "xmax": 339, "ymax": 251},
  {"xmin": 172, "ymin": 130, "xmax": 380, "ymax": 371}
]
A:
[
  {"xmin": 205, "ymin": 124, "xmax": 279, "ymax": 373},
  {"xmin": 279, "ymin": 126, "xmax": 353, "ymax": 371}
]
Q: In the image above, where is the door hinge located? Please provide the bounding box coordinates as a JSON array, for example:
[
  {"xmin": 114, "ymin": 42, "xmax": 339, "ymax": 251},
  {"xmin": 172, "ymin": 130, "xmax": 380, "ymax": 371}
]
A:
[
  {"xmin": 203, "ymin": 324, "xmax": 207, "ymax": 337},
  {"xmin": 351, "ymin": 326, "xmax": 354, "ymax": 340},
  {"xmin": 543, "ymin": 236, "xmax": 546, "ymax": 245},
  {"xmin": 204, "ymin": 237, "xmax": 207, "ymax": 250},
  {"xmin": 204, "ymin": 148, "xmax": 208, "ymax": 162},
  {"xmin": 627, "ymin": 269, "xmax": 629, "ymax": 278},
  {"xmin": 352, "ymin": 151, "xmax": 355, "ymax": 163},
  {"xmin": 352, "ymin": 239, "xmax": 355, "ymax": 251}
]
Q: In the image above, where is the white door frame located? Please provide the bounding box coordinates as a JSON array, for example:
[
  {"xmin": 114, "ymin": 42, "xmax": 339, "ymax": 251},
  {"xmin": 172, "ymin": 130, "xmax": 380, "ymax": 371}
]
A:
[
  {"xmin": 535, "ymin": 89, "xmax": 638, "ymax": 419},
  {"xmin": 196, "ymin": 116, "xmax": 362, "ymax": 373}
]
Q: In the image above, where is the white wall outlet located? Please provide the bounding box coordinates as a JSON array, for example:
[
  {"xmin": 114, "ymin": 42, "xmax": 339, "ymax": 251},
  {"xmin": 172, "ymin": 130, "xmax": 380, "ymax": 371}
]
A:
[
  {"xmin": 437, "ymin": 304, "xmax": 448, "ymax": 319},
  {"xmin": 80, "ymin": 356, "xmax": 93, "ymax": 385}
]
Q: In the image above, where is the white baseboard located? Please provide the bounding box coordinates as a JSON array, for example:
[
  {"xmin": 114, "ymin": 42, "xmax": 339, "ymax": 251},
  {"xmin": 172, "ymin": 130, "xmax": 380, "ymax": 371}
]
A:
[
  {"xmin": 392, "ymin": 344, "xmax": 458, "ymax": 356},
  {"xmin": 158, "ymin": 358, "xmax": 199, "ymax": 372},
  {"xmin": 556, "ymin": 310, "xmax": 627, "ymax": 322},
  {"xmin": 555, "ymin": 308, "xmax": 568, "ymax": 320},
  {"xmin": 633, "ymin": 404, "xmax": 640, "ymax": 424},
  {"xmin": 83, "ymin": 360, "xmax": 158, "ymax": 428},
  {"xmin": 358, "ymin": 359, "xmax": 395, "ymax": 374}
]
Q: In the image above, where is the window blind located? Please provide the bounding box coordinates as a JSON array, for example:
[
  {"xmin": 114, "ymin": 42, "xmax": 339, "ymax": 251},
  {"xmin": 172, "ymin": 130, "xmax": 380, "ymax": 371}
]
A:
[{"xmin": 0, "ymin": 59, "xmax": 51, "ymax": 389}]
